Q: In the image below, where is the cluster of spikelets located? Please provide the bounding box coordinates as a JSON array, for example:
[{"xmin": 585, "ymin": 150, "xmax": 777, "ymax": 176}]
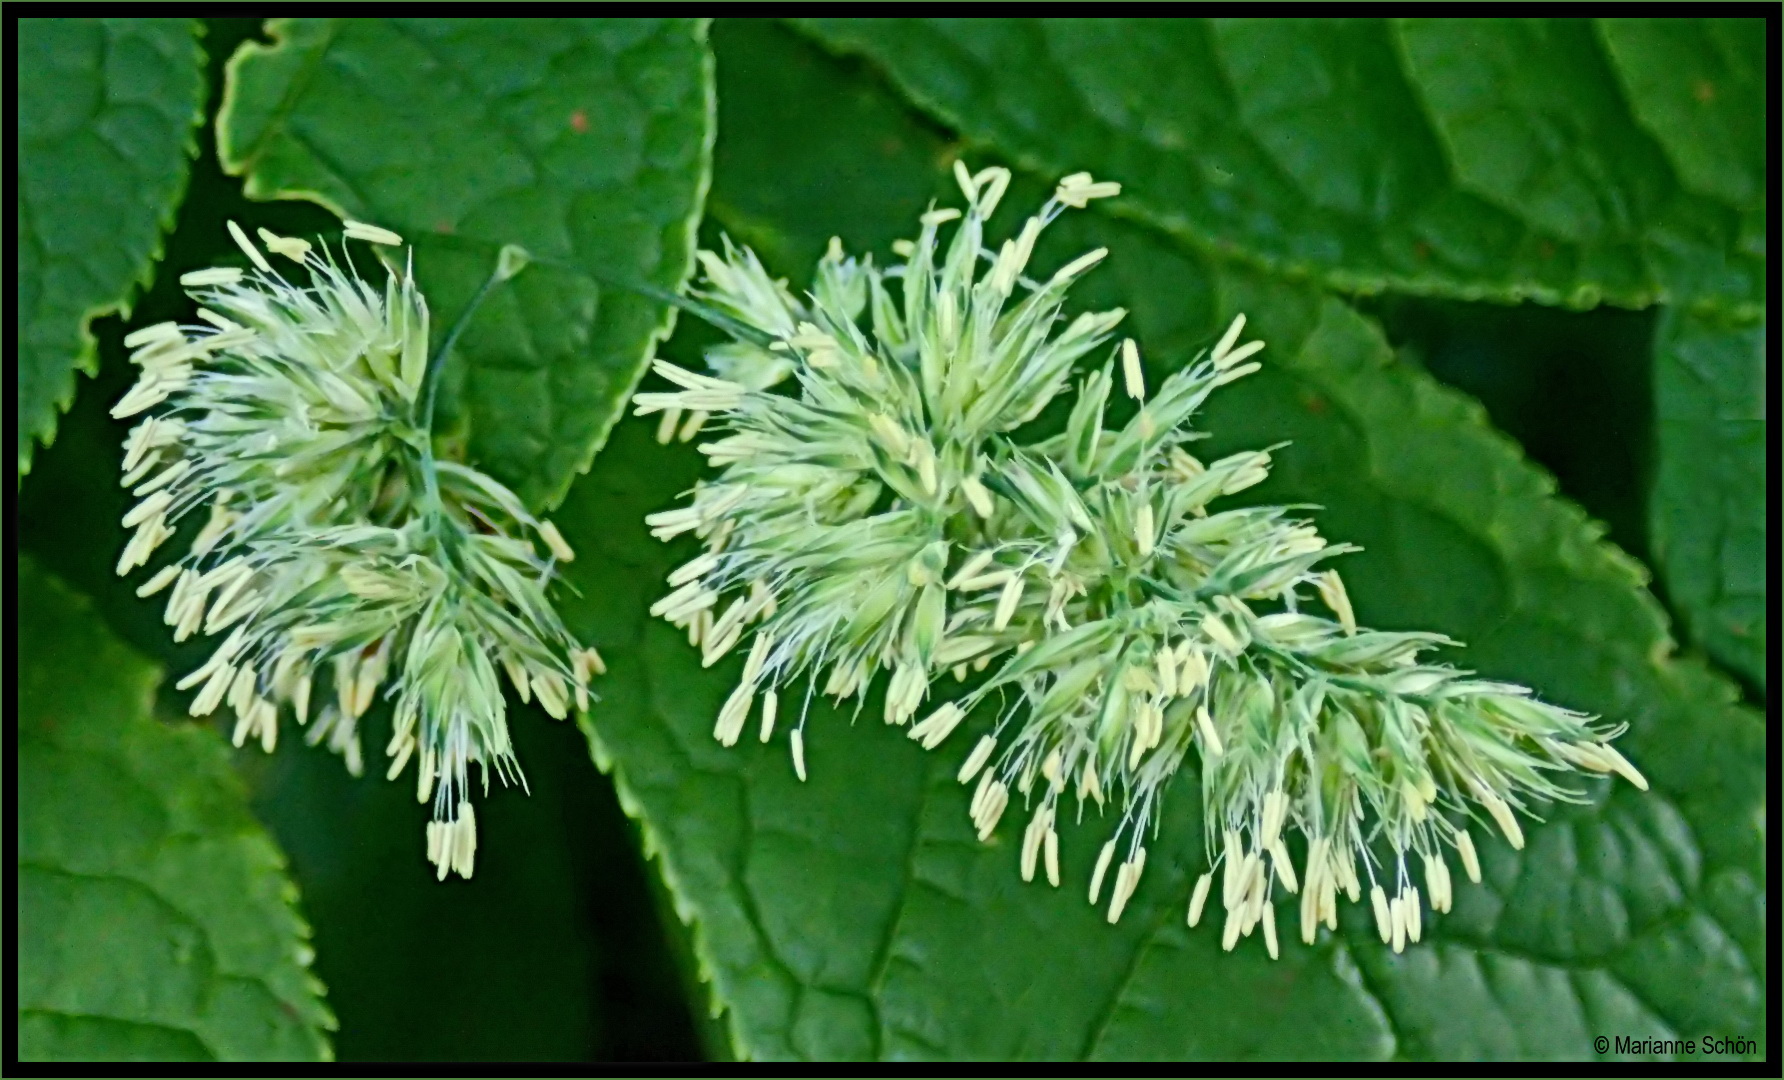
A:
[
  {"xmin": 638, "ymin": 164, "xmax": 1650, "ymax": 958},
  {"xmin": 113, "ymin": 220, "xmax": 600, "ymax": 880}
]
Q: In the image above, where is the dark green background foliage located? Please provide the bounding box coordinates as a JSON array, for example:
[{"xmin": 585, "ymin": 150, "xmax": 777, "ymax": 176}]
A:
[
  {"xmin": 18, "ymin": 557, "xmax": 334, "ymax": 1061},
  {"xmin": 15, "ymin": 16, "xmax": 1767, "ymax": 1062},
  {"xmin": 17, "ymin": 18, "xmax": 204, "ymax": 477}
]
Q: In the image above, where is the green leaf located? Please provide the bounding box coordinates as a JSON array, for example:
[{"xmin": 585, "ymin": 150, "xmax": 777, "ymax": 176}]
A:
[
  {"xmin": 1647, "ymin": 309, "xmax": 1766, "ymax": 692},
  {"xmin": 1394, "ymin": 18, "xmax": 1761, "ymax": 314},
  {"xmin": 216, "ymin": 17, "xmax": 714, "ymax": 509},
  {"xmin": 554, "ymin": 23, "xmax": 1765, "ymax": 1060},
  {"xmin": 793, "ymin": 18, "xmax": 1762, "ymax": 316},
  {"xmin": 17, "ymin": 17, "xmax": 205, "ymax": 477},
  {"xmin": 17, "ymin": 556, "xmax": 333, "ymax": 1062},
  {"xmin": 1598, "ymin": 19, "xmax": 1765, "ymax": 249}
]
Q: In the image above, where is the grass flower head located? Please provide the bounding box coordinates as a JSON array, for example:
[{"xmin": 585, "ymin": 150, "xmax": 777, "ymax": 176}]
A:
[
  {"xmin": 640, "ymin": 165, "xmax": 1648, "ymax": 953},
  {"xmin": 115, "ymin": 221, "xmax": 598, "ymax": 879}
]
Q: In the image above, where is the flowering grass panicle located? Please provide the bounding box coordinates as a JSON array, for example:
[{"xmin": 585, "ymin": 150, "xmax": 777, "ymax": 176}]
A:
[
  {"xmin": 114, "ymin": 221, "xmax": 598, "ymax": 879},
  {"xmin": 639, "ymin": 165, "xmax": 1648, "ymax": 954}
]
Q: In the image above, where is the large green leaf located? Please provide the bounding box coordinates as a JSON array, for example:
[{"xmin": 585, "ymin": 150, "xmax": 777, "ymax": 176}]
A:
[
  {"xmin": 1597, "ymin": 19, "xmax": 1766, "ymax": 254},
  {"xmin": 794, "ymin": 18, "xmax": 1762, "ymax": 317},
  {"xmin": 216, "ymin": 17, "xmax": 714, "ymax": 508},
  {"xmin": 1648, "ymin": 309, "xmax": 1767, "ymax": 692},
  {"xmin": 17, "ymin": 17, "xmax": 205, "ymax": 477},
  {"xmin": 17, "ymin": 557, "xmax": 334, "ymax": 1062},
  {"xmin": 554, "ymin": 23, "xmax": 1765, "ymax": 1061},
  {"xmin": 1394, "ymin": 18, "xmax": 1761, "ymax": 313}
]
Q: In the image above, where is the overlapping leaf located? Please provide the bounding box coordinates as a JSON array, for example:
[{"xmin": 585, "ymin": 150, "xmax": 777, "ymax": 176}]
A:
[
  {"xmin": 554, "ymin": 22, "xmax": 1765, "ymax": 1061},
  {"xmin": 1648, "ymin": 309, "xmax": 1767, "ymax": 691},
  {"xmin": 217, "ymin": 17, "xmax": 714, "ymax": 508},
  {"xmin": 795, "ymin": 18, "xmax": 1763, "ymax": 317},
  {"xmin": 1597, "ymin": 18, "xmax": 1766, "ymax": 257},
  {"xmin": 17, "ymin": 17, "xmax": 205, "ymax": 476},
  {"xmin": 17, "ymin": 557, "xmax": 333, "ymax": 1062}
]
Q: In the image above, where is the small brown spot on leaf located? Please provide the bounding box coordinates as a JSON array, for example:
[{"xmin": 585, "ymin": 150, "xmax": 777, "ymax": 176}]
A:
[
  {"xmin": 434, "ymin": 220, "xmax": 454, "ymax": 235},
  {"xmin": 570, "ymin": 109, "xmax": 589, "ymax": 133},
  {"xmin": 1413, "ymin": 240, "xmax": 1431, "ymax": 261},
  {"xmin": 1693, "ymin": 80, "xmax": 1716, "ymax": 104},
  {"xmin": 1538, "ymin": 239, "xmax": 1555, "ymax": 260},
  {"xmin": 1302, "ymin": 393, "xmax": 1328, "ymax": 415}
]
